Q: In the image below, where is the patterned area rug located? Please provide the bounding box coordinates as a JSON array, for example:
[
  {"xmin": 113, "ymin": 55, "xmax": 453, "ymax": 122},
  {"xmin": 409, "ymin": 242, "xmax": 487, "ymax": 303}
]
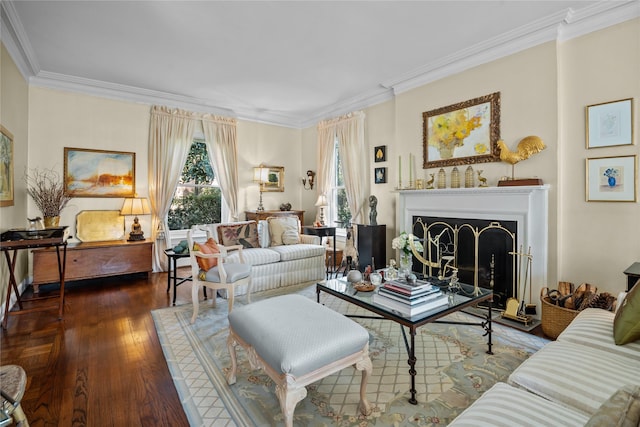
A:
[{"xmin": 151, "ymin": 284, "xmax": 548, "ymax": 426}]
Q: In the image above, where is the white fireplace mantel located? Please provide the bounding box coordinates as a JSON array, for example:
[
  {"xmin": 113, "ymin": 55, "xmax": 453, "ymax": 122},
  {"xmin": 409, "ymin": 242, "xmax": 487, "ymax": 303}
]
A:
[{"xmin": 397, "ymin": 185, "xmax": 550, "ymax": 307}]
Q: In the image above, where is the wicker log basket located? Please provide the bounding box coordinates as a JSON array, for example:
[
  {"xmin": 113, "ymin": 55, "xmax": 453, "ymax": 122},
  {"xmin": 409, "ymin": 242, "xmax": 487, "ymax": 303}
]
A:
[{"xmin": 540, "ymin": 287, "xmax": 580, "ymax": 339}]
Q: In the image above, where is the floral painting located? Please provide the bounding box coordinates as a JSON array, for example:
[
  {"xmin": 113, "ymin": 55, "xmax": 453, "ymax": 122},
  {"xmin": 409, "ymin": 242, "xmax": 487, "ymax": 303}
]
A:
[
  {"xmin": 423, "ymin": 92, "xmax": 501, "ymax": 168},
  {"xmin": 64, "ymin": 147, "xmax": 135, "ymax": 197},
  {"xmin": 587, "ymin": 155, "xmax": 637, "ymax": 202}
]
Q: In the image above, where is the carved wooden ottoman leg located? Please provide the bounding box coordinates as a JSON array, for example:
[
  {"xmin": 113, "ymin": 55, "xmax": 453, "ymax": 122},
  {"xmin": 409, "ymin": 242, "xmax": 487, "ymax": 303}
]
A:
[
  {"xmin": 226, "ymin": 333, "xmax": 238, "ymax": 385},
  {"xmin": 276, "ymin": 378, "xmax": 307, "ymax": 427},
  {"xmin": 356, "ymin": 353, "xmax": 373, "ymax": 416}
]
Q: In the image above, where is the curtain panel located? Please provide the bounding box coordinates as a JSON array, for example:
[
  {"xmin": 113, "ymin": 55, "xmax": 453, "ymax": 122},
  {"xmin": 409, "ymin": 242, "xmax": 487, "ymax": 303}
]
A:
[
  {"xmin": 317, "ymin": 111, "xmax": 367, "ymax": 225},
  {"xmin": 148, "ymin": 106, "xmax": 239, "ymax": 272},
  {"xmin": 148, "ymin": 106, "xmax": 197, "ymax": 272}
]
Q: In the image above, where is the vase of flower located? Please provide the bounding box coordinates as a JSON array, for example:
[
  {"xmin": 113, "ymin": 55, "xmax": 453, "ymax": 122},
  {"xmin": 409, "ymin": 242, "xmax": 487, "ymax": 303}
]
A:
[
  {"xmin": 392, "ymin": 231, "xmax": 423, "ymax": 278},
  {"xmin": 604, "ymin": 167, "xmax": 619, "ymax": 188},
  {"xmin": 399, "ymin": 252, "xmax": 413, "ymax": 277}
]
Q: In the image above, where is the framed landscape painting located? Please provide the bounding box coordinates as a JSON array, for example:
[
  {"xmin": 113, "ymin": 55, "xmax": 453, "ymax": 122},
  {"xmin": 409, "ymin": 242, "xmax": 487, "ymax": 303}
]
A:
[
  {"xmin": 64, "ymin": 147, "xmax": 135, "ymax": 197},
  {"xmin": 262, "ymin": 165, "xmax": 284, "ymax": 192},
  {"xmin": 423, "ymin": 92, "xmax": 501, "ymax": 168},
  {"xmin": 0, "ymin": 125, "xmax": 14, "ymax": 207}
]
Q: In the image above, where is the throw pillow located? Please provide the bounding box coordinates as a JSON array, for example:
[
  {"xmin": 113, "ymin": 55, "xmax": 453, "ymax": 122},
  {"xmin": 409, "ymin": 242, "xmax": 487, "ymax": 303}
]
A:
[
  {"xmin": 267, "ymin": 216, "xmax": 299, "ymax": 246},
  {"xmin": 584, "ymin": 384, "xmax": 640, "ymax": 427},
  {"xmin": 216, "ymin": 221, "xmax": 260, "ymax": 249},
  {"xmin": 193, "ymin": 238, "xmax": 219, "ymax": 271},
  {"xmin": 282, "ymin": 229, "xmax": 301, "ymax": 245},
  {"xmin": 613, "ymin": 280, "xmax": 640, "ymax": 345}
]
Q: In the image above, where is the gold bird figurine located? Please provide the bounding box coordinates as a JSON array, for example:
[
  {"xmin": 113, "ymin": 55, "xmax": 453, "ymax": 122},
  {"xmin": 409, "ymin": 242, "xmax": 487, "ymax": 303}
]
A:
[{"xmin": 497, "ymin": 135, "xmax": 546, "ymax": 179}]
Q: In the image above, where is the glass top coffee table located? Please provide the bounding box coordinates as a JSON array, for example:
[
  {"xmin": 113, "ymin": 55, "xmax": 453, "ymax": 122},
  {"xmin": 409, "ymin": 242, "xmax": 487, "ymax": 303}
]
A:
[{"xmin": 316, "ymin": 277, "xmax": 493, "ymax": 404}]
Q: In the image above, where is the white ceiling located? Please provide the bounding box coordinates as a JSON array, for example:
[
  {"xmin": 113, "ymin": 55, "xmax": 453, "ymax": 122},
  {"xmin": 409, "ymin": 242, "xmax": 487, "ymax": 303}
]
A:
[{"xmin": 2, "ymin": 1, "xmax": 638, "ymax": 128}]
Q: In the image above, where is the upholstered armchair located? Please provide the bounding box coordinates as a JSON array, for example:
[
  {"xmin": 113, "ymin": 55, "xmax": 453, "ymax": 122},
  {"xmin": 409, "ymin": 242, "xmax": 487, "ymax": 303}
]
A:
[{"xmin": 186, "ymin": 229, "xmax": 252, "ymax": 323}]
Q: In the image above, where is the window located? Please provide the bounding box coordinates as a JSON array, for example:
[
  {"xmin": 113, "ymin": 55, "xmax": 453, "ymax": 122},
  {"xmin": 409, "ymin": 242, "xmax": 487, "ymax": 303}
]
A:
[
  {"xmin": 328, "ymin": 140, "xmax": 352, "ymax": 228},
  {"xmin": 168, "ymin": 141, "xmax": 222, "ymax": 230}
]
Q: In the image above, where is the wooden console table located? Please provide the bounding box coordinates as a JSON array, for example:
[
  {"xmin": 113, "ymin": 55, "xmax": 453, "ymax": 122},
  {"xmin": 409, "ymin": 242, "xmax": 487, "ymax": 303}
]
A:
[
  {"xmin": 245, "ymin": 210, "xmax": 304, "ymax": 224},
  {"xmin": 32, "ymin": 240, "xmax": 153, "ymax": 291}
]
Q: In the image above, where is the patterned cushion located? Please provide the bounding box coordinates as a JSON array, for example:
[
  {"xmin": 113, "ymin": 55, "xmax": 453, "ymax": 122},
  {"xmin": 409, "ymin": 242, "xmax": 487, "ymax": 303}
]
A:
[
  {"xmin": 449, "ymin": 382, "xmax": 589, "ymax": 426},
  {"xmin": 508, "ymin": 340, "xmax": 640, "ymax": 415},
  {"xmin": 585, "ymin": 385, "xmax": 640, "ymax": 427},
  {"xmin": 557, "ymin": 308, "xmax": 640, "ymax": 360},
  {"xmin": 216, "ymin": 221, "xmax": 260, "ymax": 249},
  {"xmin": 192, "ymin": 238, "xmax": 219, "ymax": 271},
  {"xmin": 267, "ymin": 216, "xmax": 299, "ymax": 246},
  {"xmin": 614, "ymin": 281, "xmax": 640, "ymax": 345}
]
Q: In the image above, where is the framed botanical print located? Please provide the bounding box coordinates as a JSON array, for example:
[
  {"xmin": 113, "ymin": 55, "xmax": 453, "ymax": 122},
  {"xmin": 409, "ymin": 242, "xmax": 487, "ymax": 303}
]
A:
[
  {"xmin": 374, "ymin": 145, "xmax": 386, "ymax": 162},
  {"xmin": 586, "ymin": 155, "xmax": 637, "ymax": 202},
  {"xmin": 586, "ymin": 98, "xmax": 633, "ymax": 148}
]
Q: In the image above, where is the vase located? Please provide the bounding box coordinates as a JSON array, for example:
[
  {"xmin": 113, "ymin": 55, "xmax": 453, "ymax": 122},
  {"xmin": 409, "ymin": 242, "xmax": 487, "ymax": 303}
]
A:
[
  {"xmin": 43, "ymin": 216, "xmax": 60, "ymax": 228},
  {"xmin": 607, "ymin": 176, "xmax": 616, "ymax": 187},
  {"xmin": 399, "ymin": 252, "xmax": 413, "ymax": 278}
]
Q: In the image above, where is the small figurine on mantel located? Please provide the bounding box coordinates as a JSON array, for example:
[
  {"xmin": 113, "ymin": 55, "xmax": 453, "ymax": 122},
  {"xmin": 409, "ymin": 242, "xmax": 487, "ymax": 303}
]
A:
[
  {"xmin": 128, "ymin": 217, "xmax": 145, "ymax": 241},
  {"xmin": 426, "ymin": 173, "xmax": 435, "ymax": 189},
  {"xmin": 369, "ymin": 195, "xmax": 378, "ymax": 225},
  {"xmin": 477, "ymin": 170, "xmax": 488, "ymax": 187}
]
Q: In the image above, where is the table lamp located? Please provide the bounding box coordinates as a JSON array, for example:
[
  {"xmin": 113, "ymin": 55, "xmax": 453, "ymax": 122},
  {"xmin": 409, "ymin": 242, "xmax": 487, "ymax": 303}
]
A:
[
  {"xmin": 253, "ymin": 165, "xmax": 269, "ymax": 211},
  {"xmin": 121, "ymin": 197, "xmax": 151, "ymax": 241},
  {"xmin": 315, "ymin": 194, "xmax": 328, "ymax": 226}
]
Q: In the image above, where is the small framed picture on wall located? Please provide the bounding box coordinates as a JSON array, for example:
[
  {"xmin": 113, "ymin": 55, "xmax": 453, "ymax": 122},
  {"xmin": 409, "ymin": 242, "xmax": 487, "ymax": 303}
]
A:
[
  {"xmin": 374, "ymin": 167, "xmax": 387, "ymax": 184},
  {"xmin": 374, "ymin": 145, "xmax": 386, "ymax": 162},
  {"xmin": 586, "ymin": 98, "xmax": 633, "ymax": 148}
]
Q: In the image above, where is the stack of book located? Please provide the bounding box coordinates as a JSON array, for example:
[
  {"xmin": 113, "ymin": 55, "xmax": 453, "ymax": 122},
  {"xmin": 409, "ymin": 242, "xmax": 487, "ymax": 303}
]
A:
[{"xmin": 372, "ymin": 279, "xmax": 448, "ymax": 316}]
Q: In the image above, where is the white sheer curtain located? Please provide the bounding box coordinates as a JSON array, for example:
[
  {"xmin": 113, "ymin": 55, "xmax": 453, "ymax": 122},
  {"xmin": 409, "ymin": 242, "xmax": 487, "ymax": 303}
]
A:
[
  {"xmin": 201, "ymin": 115, "xmax": 240, "ymax": 222},
  {"xmin": 318, "ymin": 111, "xmax": 367, "ymax": 224},
  {"xmin": 148, "ymin": 106, "xmax": 197, "ymax": 272},
  {"xmin": 316, "ymin": 123, "xmax": 336, "ymax": 223}
]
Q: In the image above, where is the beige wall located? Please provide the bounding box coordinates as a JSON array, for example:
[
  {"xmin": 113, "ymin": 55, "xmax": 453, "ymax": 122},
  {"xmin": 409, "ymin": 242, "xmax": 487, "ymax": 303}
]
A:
[
  {"xmin": 1, "ymin": 43, "xmax": 30, "ymax": 309},
  {"xmin": 28, "ymin": 87, "xmax": 151, "ymax": 238},
  {"xmin": 303, "ymin": 20, "xmax": 638, "ymax": 295},
  {"xmin": 558, "ymin": 19, "xmax": 640, "ymax": 291}
]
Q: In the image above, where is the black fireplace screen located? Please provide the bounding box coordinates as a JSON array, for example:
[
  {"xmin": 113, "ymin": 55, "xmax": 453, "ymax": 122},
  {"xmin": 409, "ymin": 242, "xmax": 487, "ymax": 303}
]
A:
[{"xmin": 411, "ymin": 216, "xmax": 517, "ymax": 309}]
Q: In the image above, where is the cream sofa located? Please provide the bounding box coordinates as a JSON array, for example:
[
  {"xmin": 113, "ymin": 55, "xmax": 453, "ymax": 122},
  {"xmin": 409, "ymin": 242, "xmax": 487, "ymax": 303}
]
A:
[
  {"xmin": 204, "ymin": 219, "xmax": 325, "ymax": 296},
  {"xmin": 450, "ymin": 285, "xmax": 640, "ymax": 426}
]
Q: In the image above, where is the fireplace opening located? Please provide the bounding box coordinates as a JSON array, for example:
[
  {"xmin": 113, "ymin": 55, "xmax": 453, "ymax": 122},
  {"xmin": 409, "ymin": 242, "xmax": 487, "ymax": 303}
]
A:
[{"xmin": 411, "ymin": 216, "xmax": 517, "ymax": 309}]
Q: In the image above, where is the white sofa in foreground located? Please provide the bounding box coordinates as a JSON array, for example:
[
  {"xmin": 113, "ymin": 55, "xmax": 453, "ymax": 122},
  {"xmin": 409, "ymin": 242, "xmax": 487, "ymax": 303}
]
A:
[
  {"xmin": 204, "ymin": 218, "xmax": 325, "ymax": 295},
  {"xmin": 450, "ymin": 283, "xmax": 640, "ymax": 427}
]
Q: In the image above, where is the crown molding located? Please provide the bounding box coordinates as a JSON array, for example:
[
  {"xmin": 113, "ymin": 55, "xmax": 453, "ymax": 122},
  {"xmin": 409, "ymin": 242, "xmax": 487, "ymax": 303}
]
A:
[
  {"xmin": 1, "ymin": 0, "xmax": 39, "ymax": 78},
  {"xmin": 4, "ymin": 0, "xmax": 639, "ymax": 130},
  {"xmin": 559, "ymin": 0, "xmax": 640, "ymax": 41}
]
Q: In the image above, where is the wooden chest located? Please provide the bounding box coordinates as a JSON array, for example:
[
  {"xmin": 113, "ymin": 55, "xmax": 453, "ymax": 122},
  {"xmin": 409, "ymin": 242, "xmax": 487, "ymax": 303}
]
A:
[{"xmin": 32, "ymin": 240, "xmax": 153, "ymax": 289}]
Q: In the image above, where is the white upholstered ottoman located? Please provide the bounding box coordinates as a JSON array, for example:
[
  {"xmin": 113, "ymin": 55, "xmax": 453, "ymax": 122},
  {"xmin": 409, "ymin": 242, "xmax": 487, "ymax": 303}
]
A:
[{"xmin": 226, "ymin": 294, "xmax": 372, "ymax": 427}]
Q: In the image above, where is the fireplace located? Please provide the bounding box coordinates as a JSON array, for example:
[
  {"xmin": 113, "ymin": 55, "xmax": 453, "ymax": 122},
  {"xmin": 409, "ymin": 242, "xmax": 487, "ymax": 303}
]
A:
[
  {"xmin": 398, "ymin": 186, "xmax": 549, "ymax": 312},
  {"xmin": 410, "ymin": 216, "xmax": 517, "ymax": 308}
]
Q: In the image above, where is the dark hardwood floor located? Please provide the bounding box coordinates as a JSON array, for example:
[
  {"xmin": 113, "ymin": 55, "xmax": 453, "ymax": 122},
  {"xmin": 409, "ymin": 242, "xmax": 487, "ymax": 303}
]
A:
[{"xmin": 1, "ymin": 270, "xmax": 194, "ymax": 427}]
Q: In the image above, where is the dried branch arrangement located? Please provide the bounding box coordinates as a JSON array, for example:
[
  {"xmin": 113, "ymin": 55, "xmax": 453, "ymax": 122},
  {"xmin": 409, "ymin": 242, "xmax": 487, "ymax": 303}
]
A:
[{"xmin": 25, "ymin": 168, "xmax": 72, "ymax": 217}]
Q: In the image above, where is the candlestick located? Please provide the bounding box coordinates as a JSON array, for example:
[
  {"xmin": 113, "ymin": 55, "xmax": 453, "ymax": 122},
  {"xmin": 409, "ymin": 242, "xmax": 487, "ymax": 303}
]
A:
[
  {"xmin": 409, "ymin": 153, "xmax": 412, "ymax": 185},
  {"xmin": 398, "ymin": 155, "xmax": 402, "ymax": 188}
]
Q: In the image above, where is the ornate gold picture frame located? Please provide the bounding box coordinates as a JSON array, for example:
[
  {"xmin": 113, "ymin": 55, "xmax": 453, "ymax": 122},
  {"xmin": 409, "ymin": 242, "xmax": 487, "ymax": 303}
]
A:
[
  {"xmin": 423, "ymin": 92, "xmax": 501, "ymax": 168},
  {"xmin": 0, "ymin": 125, "xmax": 14, "ymax": 207},
  {"xmin": 64, "ymin": 147, "xmax": 136, "ymax": 197},
  {"xmin": 262, "ymin": 165, "xmax": 284, "ymax": 192}
]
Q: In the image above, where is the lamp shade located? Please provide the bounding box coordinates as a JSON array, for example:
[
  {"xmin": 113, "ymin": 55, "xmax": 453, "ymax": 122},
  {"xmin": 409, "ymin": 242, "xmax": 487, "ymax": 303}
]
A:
[
  {"xmin": 253, "ymin": 166, "xmax": 269, "ymax": 184},
  {"xmin": 315, "ymin": 194, "xmax": 328, "ymax": 207},
  {"xmin": 120, "ymin": 198, "xmax": 151, "ymax": 216}
]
